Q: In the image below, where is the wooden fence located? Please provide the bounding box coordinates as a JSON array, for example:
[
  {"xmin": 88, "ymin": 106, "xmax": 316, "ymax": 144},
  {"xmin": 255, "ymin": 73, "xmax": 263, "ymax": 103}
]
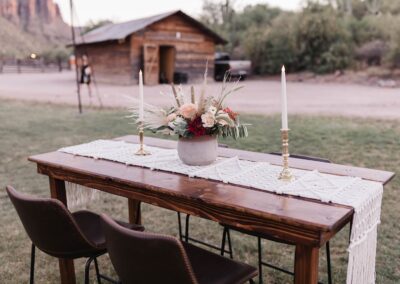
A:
[{"xmin": 0, "ymin": 59, "xmax": 70, "ymax": 74}]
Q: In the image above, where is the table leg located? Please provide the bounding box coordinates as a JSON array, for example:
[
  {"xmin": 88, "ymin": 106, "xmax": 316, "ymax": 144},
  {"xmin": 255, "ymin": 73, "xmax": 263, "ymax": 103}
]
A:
[
  {"xmin": 128, "ymin": 198, "xmax": 142, "ymax": 225},
  {"xmin": 58, "ymin": 258, "xmax": 76, "ymax": 284},
  {"xmin": 49, "ymin": 177, "xmax": 76, "ymax": 284},
  {"xmin": 294, "ymin": 245, "xmax": 319, "ymax": 284}
]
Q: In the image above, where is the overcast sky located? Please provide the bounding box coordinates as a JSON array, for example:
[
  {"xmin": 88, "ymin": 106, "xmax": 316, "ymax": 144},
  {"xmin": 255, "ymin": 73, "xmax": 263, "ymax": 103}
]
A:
[{"xmin": 55, "ymin": 0, "xmax": 303, "ymax": 25}]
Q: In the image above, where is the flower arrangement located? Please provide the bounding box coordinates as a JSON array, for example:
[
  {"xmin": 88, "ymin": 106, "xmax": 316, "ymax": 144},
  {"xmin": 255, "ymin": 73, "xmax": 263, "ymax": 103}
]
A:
[{"xmin": 130, "ymin": 71, "xmax": 249, "ymax": 140}]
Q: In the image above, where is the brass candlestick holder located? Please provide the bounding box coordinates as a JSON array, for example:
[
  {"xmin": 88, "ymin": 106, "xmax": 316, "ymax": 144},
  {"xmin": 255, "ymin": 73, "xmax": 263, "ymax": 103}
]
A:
[
  {"xmin": 135, "ymin": 121, "xmax": 151, "ymax": 156},
  {"xmin": 279, "ymin": 129, "xmax": 294, "ymax": 182}
]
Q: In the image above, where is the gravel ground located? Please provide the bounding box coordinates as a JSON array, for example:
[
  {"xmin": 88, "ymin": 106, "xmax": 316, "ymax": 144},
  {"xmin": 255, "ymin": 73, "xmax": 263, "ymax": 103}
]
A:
[{"xmin": 0, "ymin": 71, "xmax": 399, "ymax": 119}]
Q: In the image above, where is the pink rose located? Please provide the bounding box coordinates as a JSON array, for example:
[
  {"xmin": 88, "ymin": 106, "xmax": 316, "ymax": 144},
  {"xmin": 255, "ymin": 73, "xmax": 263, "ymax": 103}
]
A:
[{"xmin": 179, "ymin": 103, "xmax": 198, "ymax": 120}]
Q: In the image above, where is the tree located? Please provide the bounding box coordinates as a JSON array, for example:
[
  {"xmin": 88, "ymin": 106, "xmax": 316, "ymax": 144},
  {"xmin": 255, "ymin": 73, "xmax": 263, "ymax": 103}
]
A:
[
  {"xmin": 200, "ymin": 0, "xmax": 400, "ymax": 74},
  {"xmin": 243, "ymin": 12, "xmax": 298, "ymax": 74},
  {"xmin": 83, "ymin": 19, "xmax": 113, "ymax": 34},
  {"xmin": 200, "ymin": 1, "xmax": 281, "ymax": 57},
  {"xmin": 296, "ymin": 3, "xmax": 353, "ymax": 72}
]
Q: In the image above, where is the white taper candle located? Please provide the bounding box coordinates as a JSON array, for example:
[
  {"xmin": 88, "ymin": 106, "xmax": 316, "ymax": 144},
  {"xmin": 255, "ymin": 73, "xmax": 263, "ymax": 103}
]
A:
[
  {"xmin": 139, "ymin": 70, "xmax": 144, "ymax": 122},
  {"xmin": 281, "ymin": 65, "xmax": 288, "ymax": 129}
]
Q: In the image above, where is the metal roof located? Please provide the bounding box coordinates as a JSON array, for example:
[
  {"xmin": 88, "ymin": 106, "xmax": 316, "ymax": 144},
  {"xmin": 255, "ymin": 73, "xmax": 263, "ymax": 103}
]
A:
[{"xmin": 75, "ymin": 10, "xmax": 227, "ymax": 46}]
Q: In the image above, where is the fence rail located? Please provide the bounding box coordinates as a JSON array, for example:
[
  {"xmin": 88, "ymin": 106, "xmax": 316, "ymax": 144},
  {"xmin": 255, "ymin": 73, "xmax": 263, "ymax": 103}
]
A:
[{"xmin": 0, "ymin": 60, "xmax": 70, "ymax": 74}]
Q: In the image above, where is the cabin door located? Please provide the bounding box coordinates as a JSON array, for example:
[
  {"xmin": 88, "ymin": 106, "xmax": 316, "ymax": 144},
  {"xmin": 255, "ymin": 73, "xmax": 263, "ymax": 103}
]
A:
[
  {"xmin": 159, "ymin": 46, "xmax": 175, "ymax": 84},
  {"xmin": 143, "ymin": 44, "xmax": 159, "ymax": 85}
]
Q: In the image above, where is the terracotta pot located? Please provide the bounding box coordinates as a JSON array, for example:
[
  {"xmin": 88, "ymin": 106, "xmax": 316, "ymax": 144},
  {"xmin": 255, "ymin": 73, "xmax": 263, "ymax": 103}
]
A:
[{"xmin": 177, "ymin": 135, "xmax": 218, "ymax": 166}]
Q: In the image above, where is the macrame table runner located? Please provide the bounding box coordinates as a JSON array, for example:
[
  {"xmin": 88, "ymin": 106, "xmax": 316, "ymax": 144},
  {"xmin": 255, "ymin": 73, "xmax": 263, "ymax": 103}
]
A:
[{"xmin": 59, "ymin": 139, "xmax": 383, "ymax": 284}]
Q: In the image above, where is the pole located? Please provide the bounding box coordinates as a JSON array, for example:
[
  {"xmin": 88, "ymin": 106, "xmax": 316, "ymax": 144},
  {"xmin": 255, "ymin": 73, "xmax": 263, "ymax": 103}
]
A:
[{"xmin": 69, "ymin": 0, "xmax": 82, "ymax": 114}]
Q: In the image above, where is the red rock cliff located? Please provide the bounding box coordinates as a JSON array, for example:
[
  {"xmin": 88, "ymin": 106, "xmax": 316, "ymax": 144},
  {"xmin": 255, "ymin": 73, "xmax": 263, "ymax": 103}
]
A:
[{"xmin": 0, "ymin": 0, "xmax": 68, "ymax": 34}]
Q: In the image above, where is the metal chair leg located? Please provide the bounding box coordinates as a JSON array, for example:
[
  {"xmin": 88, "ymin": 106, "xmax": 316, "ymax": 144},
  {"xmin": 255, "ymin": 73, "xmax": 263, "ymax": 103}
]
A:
[
  {"xmin": 257, "ymin": 237, "xmax": 263, "ymax": 284},
  {"xmin": 177, "ymin": 212, "xmax": 183, "ymax": 241},
  {"xmin": 221, "ymin": 227, "xmax": 227, "ymax": 256},
  {"xmin": 226, "ymin": 228, "xmax": 233, "ymax": 259},
  {"xmin": 94, "ymin": 257, "xmax": 102, "ymax": 284},
  {"xmin": 85, "ymin": 256, "xmax": 95, "ymax": 284},
  {"xmin": 326, "ymin": 241, "xmax": 332, "ymax": 284},
  {"xmin": 30, "ymin": 243, "xmax": 35, "ymax": 284},
  {"xmin": 185, "ymin": 214, "xmax": 190, "ymax": 242}
]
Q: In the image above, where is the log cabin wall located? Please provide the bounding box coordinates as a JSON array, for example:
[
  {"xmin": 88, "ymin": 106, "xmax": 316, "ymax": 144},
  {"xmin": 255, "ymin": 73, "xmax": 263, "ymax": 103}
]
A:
[
  {"xmin": 74, "ymin": 12, "xmax": 222, "ymax": 85},
  {"xmin": 76, "ymin": 40, "xmax": 132, "ymax": 85},
  {"xmin": 130, "ymin": 14, "xmax": 216, "ymax": 84}
]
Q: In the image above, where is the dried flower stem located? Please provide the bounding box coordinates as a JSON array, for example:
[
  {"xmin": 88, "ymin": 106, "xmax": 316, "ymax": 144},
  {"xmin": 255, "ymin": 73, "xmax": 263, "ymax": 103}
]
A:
[
  {"xmin": 197, "ymin": 61, "xmax": 208, "ymax": 113},
  {"xmin": 191, "ymin": 86, "xmax": 195, "ymax": 103},
  {"xmin": 171, "ymin": 84, "xmax": 181, "ymax": 107}
]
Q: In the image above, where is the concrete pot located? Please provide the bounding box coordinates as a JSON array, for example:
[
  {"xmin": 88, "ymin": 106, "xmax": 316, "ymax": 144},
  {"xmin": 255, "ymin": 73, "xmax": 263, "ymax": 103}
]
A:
[{"xmin": 177, "ymin": 135, "xmax": 218, "ymax": 166}]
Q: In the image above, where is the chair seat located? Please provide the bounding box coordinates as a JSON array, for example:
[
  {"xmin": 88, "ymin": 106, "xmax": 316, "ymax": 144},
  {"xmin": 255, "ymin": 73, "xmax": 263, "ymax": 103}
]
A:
[
  {"xmin": 183, "ymin": 242, "xmax": 257, "ymax": 284},
  {"xmin": 73, "ymin": 210, "xmax": 145, "ymax": 250}
]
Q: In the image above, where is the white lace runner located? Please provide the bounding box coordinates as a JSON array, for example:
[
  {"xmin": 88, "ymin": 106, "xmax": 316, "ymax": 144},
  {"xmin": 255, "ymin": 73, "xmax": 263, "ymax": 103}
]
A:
[{"xmin": 59, "ymin": 139, "xmax": 383, "ymax": 284}]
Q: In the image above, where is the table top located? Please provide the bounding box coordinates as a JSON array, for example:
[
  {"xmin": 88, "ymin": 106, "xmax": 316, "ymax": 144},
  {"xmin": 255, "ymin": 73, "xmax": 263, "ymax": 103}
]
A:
[
  {"xmin": 28, "ymin": 135, "xmax": 395, "ymax": 246},
  {"xmin": 116, "ymin": 136, "xmax": 394, "ymax": 185}
]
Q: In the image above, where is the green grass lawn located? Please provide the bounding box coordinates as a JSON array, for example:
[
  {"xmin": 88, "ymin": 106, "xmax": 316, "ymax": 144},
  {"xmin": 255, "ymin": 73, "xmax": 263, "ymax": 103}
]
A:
[{"xmin": 0, "ymin": 99, "xmax": 399, "ymax": 283}]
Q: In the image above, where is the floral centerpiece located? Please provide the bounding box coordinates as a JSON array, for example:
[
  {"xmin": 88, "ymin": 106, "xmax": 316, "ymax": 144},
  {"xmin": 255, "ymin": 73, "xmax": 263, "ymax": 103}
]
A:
[{"xmin": 130, "ymin": 71, "xmax": 248, "ymax": 165}]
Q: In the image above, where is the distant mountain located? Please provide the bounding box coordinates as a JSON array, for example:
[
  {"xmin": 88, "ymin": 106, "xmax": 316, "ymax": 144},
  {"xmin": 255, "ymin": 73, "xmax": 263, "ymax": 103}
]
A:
[{"xmin": 0, "ymin": 0, "xmax": 71, "ymax": 57}]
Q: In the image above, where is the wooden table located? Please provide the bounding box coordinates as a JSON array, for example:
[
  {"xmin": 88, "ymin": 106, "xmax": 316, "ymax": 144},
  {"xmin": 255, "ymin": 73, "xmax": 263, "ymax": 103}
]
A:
[{"xmin": 28, "ymin": 135, "xmax": 395, "ymax": 284}]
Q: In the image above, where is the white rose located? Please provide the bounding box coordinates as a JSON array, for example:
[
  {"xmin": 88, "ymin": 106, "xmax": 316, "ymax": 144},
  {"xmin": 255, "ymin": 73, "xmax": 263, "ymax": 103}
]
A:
[
  {"xmin": 201, "ymin": 112, "xmax": 215, "ymax": 128},
  {"xmin": 208, "ymin": 106, "xmax": 217, "ymax": 115},
  {"xmin": 167, "ymin": 113, "xmax": 177, "ymax": 122}
]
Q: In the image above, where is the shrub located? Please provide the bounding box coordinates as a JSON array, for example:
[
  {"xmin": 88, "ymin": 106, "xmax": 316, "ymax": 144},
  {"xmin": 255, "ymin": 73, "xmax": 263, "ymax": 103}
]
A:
[
  {"xmin": 355, "ymin": 40, "xmax": 388, "ymax": 66},
  {"xmin": 317, "ymin": 41, "xmax": 354, "ymax": 73},
  {"xmin": 41, "ymin": 46, "xmax": 70, "ymax": 62},
  {"xmin": 349, "ymin": 14, "xmax": 394, "ymax": 45},
  {"xmin": 241, "ymin": 26, "xmax": 266, "ymax": 74},
  {"xmin": 201, "ymin": 0, "xmax": 400, "ymax": 74},
  {"xmin": 243, "ymin": 4, "xmax": 354, "ymax": 74},
  {"xmin": 295, "ymin": 3, "xmax": 353, "ymax": 73},
  {"xmin": 385, "ymin": 24, "xmax": 400, "ymax": 68},
  {"xmin": 244, "ymin": 13, "xmax": 299, "ymax": 74}
]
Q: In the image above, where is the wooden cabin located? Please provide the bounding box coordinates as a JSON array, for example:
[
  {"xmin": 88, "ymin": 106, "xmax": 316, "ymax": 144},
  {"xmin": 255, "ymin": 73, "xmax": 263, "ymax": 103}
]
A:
[{"xmin": 74, "ymin": 10, "xmax": 226, "ymax": 85}]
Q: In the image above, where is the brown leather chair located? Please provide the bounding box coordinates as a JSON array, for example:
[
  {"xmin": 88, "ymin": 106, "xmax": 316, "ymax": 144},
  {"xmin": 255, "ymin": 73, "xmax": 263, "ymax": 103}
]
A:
[
  {"xmin": 101, "ymin": 213, "xmax": 258, "ymax": 284},
  {"xmin": 6, "ymin": 185, "xmax": 144, "ymax": 284}
]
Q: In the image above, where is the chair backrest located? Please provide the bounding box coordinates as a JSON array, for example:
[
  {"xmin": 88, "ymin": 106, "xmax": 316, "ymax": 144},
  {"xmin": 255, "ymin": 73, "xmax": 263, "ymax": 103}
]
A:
[
  {"xmin": 101, "ymin": 214, "xmax": 198, "ymax": 284},
  {"xmin": 6, "ymin": 186, "xmax": 95, "ymax": 258}
]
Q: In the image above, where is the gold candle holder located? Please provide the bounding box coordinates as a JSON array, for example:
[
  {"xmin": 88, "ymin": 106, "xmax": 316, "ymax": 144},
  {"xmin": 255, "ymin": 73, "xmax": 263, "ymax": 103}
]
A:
[
  {"xmin": 135, "ymin": 121, "xmax": 151, "ymax": 156},
  {"xmin": 279, "ymin": 129, "xmax": 294, "ymax": 182}
]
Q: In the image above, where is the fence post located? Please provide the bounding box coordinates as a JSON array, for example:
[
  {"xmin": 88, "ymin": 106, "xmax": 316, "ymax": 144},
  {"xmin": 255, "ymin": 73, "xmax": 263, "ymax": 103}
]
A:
[
  {"xmin": 17, "ymin": 59, "xmax": 21, "ymax": 73},
  {"xmin": 58, "ymin": 57, "xmax": 62, "ymax": 72}
]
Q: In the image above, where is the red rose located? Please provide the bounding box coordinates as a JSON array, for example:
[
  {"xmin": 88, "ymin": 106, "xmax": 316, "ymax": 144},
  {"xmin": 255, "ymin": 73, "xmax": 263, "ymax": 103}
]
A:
[
  {"xmin": 223, "ymin": 107, "xmax": 238, "ymax": 120},
  {"xmin": 188, "ymin": 116, "xmax": 206, "ymax": 136}
]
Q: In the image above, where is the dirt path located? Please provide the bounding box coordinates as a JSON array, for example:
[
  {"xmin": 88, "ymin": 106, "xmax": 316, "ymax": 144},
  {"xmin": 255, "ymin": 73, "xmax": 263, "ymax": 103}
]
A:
[{"xmin": 0, "ymin": 72, "xmax": 399, "ymax": 119}]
